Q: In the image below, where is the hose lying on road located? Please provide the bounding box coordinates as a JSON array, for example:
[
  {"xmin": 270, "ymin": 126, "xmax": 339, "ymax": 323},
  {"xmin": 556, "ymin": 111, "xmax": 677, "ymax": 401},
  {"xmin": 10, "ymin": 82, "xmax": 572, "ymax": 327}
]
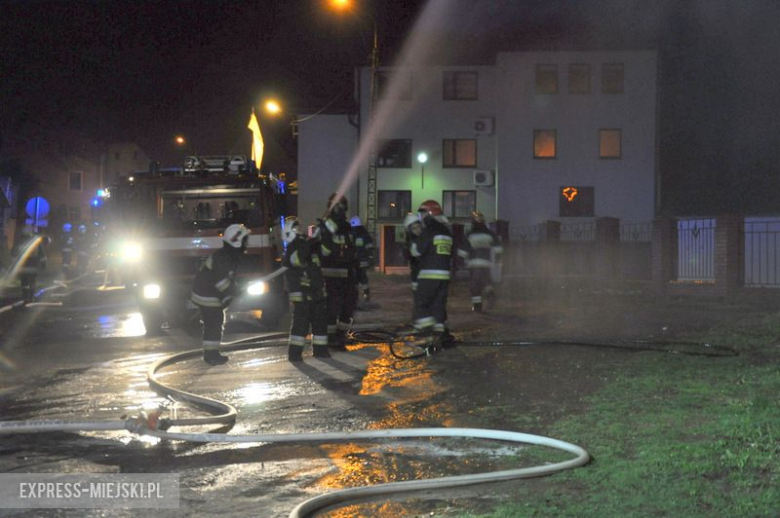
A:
[{"xmin": 0, "ymin": 330, "xmax": 590, "ymax": 518}]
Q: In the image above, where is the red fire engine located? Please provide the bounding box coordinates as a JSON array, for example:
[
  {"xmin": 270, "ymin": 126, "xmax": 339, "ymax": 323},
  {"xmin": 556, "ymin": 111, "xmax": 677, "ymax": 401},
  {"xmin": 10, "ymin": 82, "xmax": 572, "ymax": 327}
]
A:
[{"xmin": 101, "ymin": 158, "xmax": 287, "ymax": 334}]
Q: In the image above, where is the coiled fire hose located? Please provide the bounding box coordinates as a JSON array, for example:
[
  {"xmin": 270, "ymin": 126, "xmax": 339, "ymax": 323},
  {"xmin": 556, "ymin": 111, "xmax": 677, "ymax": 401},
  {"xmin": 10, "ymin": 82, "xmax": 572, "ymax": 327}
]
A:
[{"xmin": 0, "ymin": 330, "xmax": 590, "ymax": 517}]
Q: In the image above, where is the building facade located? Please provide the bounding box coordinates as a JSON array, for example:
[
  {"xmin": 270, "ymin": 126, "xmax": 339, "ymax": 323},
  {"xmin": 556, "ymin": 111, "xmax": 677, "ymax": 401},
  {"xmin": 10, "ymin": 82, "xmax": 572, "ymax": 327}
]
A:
[{"xmin": 297, "ymin": 50, "xmax": 657, "ymax": 245}]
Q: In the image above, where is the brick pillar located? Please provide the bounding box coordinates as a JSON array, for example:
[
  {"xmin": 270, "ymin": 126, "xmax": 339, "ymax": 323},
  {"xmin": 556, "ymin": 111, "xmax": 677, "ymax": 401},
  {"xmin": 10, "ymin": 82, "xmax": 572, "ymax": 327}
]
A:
[
  {"xmin": 715, "ymin": 214, "xmax": 743, "ymax": 298},
  {"xmin": 652, "ymin": 217, "xmax": 677, "ymax": 294},
  {"xmin": 596, "ymin": 217, "xmax": 620, "ymax": 284}
]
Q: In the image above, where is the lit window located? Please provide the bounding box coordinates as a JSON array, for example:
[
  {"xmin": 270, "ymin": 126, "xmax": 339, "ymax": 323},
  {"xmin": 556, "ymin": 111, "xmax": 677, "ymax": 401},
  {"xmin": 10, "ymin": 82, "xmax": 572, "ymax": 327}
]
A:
[
  {"xmin": 443, "ymin": 139, "xmax": 477, "ymax": 167},
  {"xmin": 535, "ymin": 64, "xmax": 558, "ymax": 94},
  {"xmin": 443, "ymin": 71, "xmax": 478, "ymax": 100},
  {"xmin": 69, "ymin": 171, "xmax": 83, "ymax": 192},
  {"xmin": 568, "ymin": 64, "xmax": 591, "ymax": 93},
  {"xmin": 378, "ymin": 190, "xmax": 411, "ymax": 219},
  {"xmin": 602, "ymin": 63, "xmax": 624, "ymax": 94},
  {"xmin": 533, "ymin": 130, "xmax": 557, "ymax": 159},
  {"xmin": 377, "ymin": 71, "xmax": 413, "ymax": 100},
  {"xmin": 559, "ymin": 186, "xmax": 595, "ymax": 217},
  {"xmin": 377, "ymin": 139, "xmax": 412, "ymax": 168},
  {"xmin": 442, "ymin": 190, "xmax": 476, "ymax": 218},
  {"xmin": 599, "ymin": 129, "xmax": 622, "ymax": 158}
]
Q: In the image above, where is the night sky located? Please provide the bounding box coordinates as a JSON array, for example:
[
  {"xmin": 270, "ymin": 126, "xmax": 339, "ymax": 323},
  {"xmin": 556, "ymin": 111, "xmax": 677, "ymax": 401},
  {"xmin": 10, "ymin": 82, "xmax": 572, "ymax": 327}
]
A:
[{"xmin": 2, "ymin": 0, "xmax": 779, "ymax": 215}]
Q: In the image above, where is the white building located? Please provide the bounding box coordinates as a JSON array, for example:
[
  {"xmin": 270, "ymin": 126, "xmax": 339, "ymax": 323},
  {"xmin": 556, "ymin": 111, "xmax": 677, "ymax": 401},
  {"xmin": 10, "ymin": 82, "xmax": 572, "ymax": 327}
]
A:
[{"xmin": 297, "ymin": 49, "xmax": 657, "ymax": 247}]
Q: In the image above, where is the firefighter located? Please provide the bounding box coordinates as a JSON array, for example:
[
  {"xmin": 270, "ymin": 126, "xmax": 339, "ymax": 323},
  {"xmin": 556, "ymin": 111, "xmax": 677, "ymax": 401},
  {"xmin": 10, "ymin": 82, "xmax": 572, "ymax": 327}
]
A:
[
  {"xmin": 403, "ymin": 212, "xmax": 423, "ymax": 320},
  {"xmin": 349, "ymin": 215, "xmax": 375, "ymax": 305},
  {"xmin": 458, "ymin": 211, "xmax": 503, "ymax": 312},
  {"xmin": 190, "ymin": 223, "xmax": 250, "ymax": 366},
  {"xmin": 282, "ymin": 216, "xmax": 330, "ymax": 362},
  {"xmin": 318, "ymin": 193, "xmax": 357, "ymax": 350},
  {"xmin": 74, "ymin": 223, "xmax": 92, "ymax": 276},
  {"xmin": 413, "ymin": 200, "xmax": 455, "ymax": 348}
]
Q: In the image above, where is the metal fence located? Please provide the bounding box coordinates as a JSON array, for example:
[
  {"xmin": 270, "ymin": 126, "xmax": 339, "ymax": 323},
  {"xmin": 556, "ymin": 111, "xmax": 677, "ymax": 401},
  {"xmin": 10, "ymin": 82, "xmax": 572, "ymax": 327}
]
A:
[
  {"xmin": 619, "ymin": 222, "xmax": 653, "ymax": 243},
  {"xmin": 744, "ymin": 217, "xmax": 780, "ymax": 287},
  {"xmin": 560, "ymin": 221, "xmax": 595, "ymax": 242},
  {"xmin": 676, "ymin": 218, "xmax": 716, "ymax": 281}
]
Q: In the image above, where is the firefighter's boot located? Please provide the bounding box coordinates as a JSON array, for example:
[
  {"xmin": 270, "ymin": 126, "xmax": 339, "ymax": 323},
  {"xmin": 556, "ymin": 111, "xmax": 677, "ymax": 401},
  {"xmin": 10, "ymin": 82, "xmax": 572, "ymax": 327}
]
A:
[
  {"xmin": 363, "ymin": 288, "xmax": 371, "ymax": 303},
  {"xmin": 203, "ymin": 350, "xmax": 229, "ymax": 366},
  {"xmin": 471, "ymin": 302, "xmax": 483, "ymax": 313},
  {"xmin": 288, "ymin": 345, "xmax": 304, "ymax": 362},
  {"xmin": 313, "ymin": 344, "xmax": 332, "ymax": 358}
]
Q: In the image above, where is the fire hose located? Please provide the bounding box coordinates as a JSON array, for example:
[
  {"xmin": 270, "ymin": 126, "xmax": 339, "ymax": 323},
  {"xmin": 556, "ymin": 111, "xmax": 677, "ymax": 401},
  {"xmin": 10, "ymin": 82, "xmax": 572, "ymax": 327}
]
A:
[{"xmin": 0, "ymin": 330, "xmax": 590, "ymax": 517}]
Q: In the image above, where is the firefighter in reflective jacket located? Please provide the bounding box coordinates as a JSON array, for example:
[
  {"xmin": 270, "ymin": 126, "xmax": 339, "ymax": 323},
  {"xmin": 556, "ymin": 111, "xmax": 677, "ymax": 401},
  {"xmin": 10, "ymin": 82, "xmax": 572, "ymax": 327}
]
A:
[
  {"xmin": 457, "ymin": 211, "xmax": 503, "ymax": 312},
  {"xmin": 191, "ymin": 223, "xmax": 250, "ymax": 365},
  {"xmin": 318, "ymin": 193, "xmax": 357, "ymax": 350},
  {"xmin": 282, "ymin": 216, "xmax": 330, "ymax": 362},
  {"xmin": 412, "ymin": 200, "xmax": 455, "ymax": 346},
  {"xmin": 349, "ymin": 215, "xmax": 374, "ymax": 303}
]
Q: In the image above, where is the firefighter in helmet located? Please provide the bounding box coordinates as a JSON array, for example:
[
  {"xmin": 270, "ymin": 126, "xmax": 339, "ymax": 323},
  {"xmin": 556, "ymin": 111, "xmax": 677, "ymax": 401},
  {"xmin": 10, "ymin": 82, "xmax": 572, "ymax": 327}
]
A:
[
  {"xmin": 457, "ymin": 211, "xmax": 503, "ymax": 312},
  {"xmin": 349, "ymin": 215, "xmax": 375, "ymax": 305},
  {"xmin": 317, "ymin": 193, "xmax": 357, "ymax": 350},
  {"xmin": 413, "ymin": 200, "xmax": 455, "ymax": 347},
  {"xmin": 282, "ymin": 216, "xmax": 330, "ymax": 361},
  {"xmin": 15, "ymin": 226, "xmax": 48, "ymax": 303},
  {"xmin": 190, "ymin": 223, "xmax": 250, "ymax": 365},
  {"xmin": 60, "ymin": 222, "xmax": 75, "ymax": 274}
]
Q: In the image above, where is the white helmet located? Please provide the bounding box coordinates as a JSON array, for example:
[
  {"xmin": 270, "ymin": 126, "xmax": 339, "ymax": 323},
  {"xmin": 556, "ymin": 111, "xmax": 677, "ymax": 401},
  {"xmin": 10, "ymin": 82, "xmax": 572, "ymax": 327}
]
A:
[
  {"xmin": 403, "ymin": 212, "xmax": 420, "ymax": 230},
  {"xmin": 282, "ymin": 216, "xmax": 302, "ymax": 243},
  {"xmin": 350, "ymin": 215, "xmax": 362, "ymax": 228},
  {"xmin": 223, "ymin": 223, "xmax": 250, "ymax": 248}
]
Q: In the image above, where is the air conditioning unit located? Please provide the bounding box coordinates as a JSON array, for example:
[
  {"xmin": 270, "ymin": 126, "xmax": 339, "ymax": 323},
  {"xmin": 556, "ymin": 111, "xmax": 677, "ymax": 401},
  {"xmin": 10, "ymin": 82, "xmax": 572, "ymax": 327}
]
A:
[
  {"xmin": 473, "ymin": 117, "xmax": 494, "ymax": 135},
  {"xmin": 473, "ymin": 169, "xmax": 494, "ymax": 187}
]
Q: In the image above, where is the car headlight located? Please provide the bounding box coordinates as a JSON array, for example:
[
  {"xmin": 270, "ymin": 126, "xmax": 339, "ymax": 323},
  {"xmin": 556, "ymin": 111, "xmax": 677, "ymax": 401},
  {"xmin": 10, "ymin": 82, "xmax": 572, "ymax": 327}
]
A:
[
  {"xmin": 247, "ymin": 281, "xmax": 269, "ymax": 296},
  {"xmin": 143, "ymin": 283, "xmax": 161, "ymax": 299},
  {"xmin": 120, "ymin": 241, "xmax": 143, "ymax": 263}
]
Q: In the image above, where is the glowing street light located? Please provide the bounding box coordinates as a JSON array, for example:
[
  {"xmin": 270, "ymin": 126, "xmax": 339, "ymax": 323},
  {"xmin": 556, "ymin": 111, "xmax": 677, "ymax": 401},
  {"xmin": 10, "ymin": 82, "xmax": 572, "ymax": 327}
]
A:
[
  {"xmin": 174, "ymin": 135, "xmax": 186, "ymax": 146},
  {"xmin": 418, "ymin": 152, "xmax": 428, "ymax": 189},
  {"xmin": 264, "ymin": 100, "xmax": 282, "ymax": 116}
]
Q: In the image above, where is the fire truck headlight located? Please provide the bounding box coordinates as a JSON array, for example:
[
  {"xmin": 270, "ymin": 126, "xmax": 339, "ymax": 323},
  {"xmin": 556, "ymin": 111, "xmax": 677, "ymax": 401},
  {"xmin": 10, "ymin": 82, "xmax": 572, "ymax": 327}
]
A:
[
  {"xmin": 120, "ymin": 241, "xmax": 144, "ymax": 263},
  {"xmin": 142, "ymin": 283, "xmax": 161, "ymax": 299},
  {"xmin": 247, "ymin": 281, "xmax": 269, "ymax": 296}
]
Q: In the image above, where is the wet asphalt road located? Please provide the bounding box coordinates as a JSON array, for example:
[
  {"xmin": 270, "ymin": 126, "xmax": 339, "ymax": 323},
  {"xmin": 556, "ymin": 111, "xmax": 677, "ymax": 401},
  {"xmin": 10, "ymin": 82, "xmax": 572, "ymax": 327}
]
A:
[{"xmin": 0, "ymin": 289, "xmax": 514, "ymax": 517}]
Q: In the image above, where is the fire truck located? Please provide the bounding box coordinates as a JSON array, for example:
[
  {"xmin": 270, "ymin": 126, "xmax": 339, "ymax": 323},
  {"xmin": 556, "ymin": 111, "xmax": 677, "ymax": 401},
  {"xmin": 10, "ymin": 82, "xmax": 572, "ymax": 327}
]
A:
[{"xmin": 100, "ymin": 158, "xmax": 288, "ymax": 334}]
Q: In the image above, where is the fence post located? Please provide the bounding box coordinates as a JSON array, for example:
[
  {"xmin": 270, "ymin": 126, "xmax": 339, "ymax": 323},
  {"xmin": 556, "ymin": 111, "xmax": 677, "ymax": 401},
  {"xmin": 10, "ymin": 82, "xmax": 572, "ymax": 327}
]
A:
[
  {"xmin": 596, "ymin": 217, "xmax": 620, "ymax": 285},
  {"xmin": 652, "ymin": 217, "xmax": 677, "ymax": 294},
  {"xmin": 542, "ymin": 220, "xmax": 561, "ymax": 278},
  {"xmin": 715, "ymin": 214, "xmax": 743, "ymax": 298}
]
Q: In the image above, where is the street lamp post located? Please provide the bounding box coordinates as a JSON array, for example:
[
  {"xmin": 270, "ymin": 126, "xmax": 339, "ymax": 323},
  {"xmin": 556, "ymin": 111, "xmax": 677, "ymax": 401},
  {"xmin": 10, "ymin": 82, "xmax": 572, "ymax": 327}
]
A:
[
  {"xmin": 417, "ymin": 152, "xmax": 428, "ymax": 189},
  {"xmin": 327, "ymin": 0, "xmax": 379, "ymax": 234}
]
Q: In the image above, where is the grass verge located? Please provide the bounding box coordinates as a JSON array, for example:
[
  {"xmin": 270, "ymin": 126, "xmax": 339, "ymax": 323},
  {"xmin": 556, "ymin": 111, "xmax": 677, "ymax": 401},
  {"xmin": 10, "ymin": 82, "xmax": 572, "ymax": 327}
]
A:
[{"xmin": 472, "ymin": 314, "xmax": 780, "ymax": 517}]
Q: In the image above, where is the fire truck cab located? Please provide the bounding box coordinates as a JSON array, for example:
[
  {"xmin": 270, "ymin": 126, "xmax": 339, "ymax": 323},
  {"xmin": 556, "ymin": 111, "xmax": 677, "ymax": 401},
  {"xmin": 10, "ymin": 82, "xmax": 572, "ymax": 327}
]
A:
[{"xmin": 102, "ymin": 164, "xmax": 287, "ymax": 334}]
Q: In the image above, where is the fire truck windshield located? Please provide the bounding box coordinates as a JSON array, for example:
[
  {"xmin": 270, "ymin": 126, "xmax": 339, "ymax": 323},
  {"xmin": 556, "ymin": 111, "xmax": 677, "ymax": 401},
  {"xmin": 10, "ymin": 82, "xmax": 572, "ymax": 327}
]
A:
[{"xmin": 160, "ymin": 188, "xmax": 264, "ymax": 229}]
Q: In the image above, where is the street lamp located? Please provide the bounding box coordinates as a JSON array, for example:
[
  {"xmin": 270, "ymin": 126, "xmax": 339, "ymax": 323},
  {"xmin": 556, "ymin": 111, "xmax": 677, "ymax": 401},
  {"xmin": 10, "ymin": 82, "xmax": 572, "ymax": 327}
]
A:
[
  {"xmin": 417, "ymin": 152, "xmax": 428, "ymax": 189},
  {"xmin": 325, "ymin": 0, "xmax": 379, "ymax": 233}
]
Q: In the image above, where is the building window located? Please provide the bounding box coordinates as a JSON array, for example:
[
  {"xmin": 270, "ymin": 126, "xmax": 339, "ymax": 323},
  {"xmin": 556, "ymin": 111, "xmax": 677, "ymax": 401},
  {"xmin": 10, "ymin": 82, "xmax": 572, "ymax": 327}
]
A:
[
  {"xmin": 443, "ymin": 139, "xmax": 477, "ymax": 167},
  {"xmin": 443, "ymin": 71, "xmax": 478, "ymax": 100},
  {"xmin": 69, "ymin": 171, "xmax": 83, "ymax": 191},
  {"xmin": 377, "ymin": 139, "xmax": 412, "ymax": 168},
  {"xmin": 442, "ymin": 190, "xmax": 476, "ymax": 218},
  {"xmin": 559, "ymin": 186, "xmax": 595, "ymax": 217},
  {"xmin": 599, "ymin": 129, "xmax": 622, "ymax": 158},
  {"xmin": 533, "ymin": 130, "xmax": 557, "ymax": 159},
  {"xmin": 377, "ymin": 71, "xmax": 413, "ymax": 100},
  {"xmin": 535, "ymin": 64, "xmax": 558, "ymax": 94},
  {"xmin": 68, "ymin": 207, "xmax": 81, "ymax": 223},
  {"xmin": 378, "ymin": 190, "xmax": 411, "ymax": 219},
  {"xmin": 602, "ymin": 63, "xmax": 624, "ymax": 94},
  {"xmin": 568, "ymin": 63, "xmax": 591, "ymax": 93}
]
